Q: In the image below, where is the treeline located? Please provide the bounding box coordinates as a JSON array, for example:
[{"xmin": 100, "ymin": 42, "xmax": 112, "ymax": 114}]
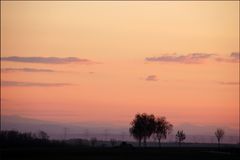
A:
[
  {"xmin": 0, "ymin": 130, "xmax": 65, "ymax": 148},
  {"xmin": 0, "ymin": 130, "xmax": 130, "ymax": 148}
]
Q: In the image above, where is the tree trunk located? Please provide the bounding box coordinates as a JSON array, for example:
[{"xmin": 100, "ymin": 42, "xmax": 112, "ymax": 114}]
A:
[
  {"xmin": 138, "ymin": 139, "xmax": 141, "ymax": 147},
  {"xmin": 178, "ymin": 140, "xmax": 181, "ymax": 147}
]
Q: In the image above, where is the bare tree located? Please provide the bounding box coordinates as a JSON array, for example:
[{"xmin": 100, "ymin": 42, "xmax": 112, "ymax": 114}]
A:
[
  {"xmin": 129, "ymin": 113, "xmax": 155, "ymax": 147},
  {"xmin": 215, "ymin": 128, "xmax": 224, "ymax": 148},
  {"xmin": 176, "ymin": 130, "xmax": 186, "ymax": 147},
  {"xmin": 154, "ymin": 117, "xmax": 173, "ymax": 147}
]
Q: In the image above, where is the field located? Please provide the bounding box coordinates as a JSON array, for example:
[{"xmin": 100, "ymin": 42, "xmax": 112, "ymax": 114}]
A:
[{"xmin": 1, "ymin": 146, "xmax": 239, "ymax": 160}]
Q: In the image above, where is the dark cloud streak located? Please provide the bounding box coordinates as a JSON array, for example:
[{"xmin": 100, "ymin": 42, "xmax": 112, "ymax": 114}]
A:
[
  {"xmin": 218, "ymin": 81, "xmax": 239, "ymax": 85},
  {"xmin": 230, "ymin": 52, "xmax": 240, "ymax": 59},
  {"xmin": 1, "ymin": 68, "xmax": 55, "ymax": 73},
  {"xmin": 1, "ymin": 56, "xmax": 92, "ymax": 64},
  {"xmin": 1, "ymin": 81, "xmax": 72, "ymax": 87},
  {"xmin": 145, "ymin": 53, "xmax": 214, "ymax": 64},
  {"xmin": 215, "ymin": 52, "xmax": 240, "ymax": 63},
  {"xmin": 146, "ymin": 75, "xmax": 158, "ymax": 81}
]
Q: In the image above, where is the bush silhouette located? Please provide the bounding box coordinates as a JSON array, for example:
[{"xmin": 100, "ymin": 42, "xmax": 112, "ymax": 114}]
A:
[
  {"xmin": 90, "ymin": 137, "xmax": 97, "ymax": 147},
  {"xmin": 110, "ymin": 138, "xmax": 117, "ymax": 147}
]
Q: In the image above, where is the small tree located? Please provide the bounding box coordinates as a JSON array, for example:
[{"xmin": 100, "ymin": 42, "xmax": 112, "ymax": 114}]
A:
[
  {"xmin": 37, "ymin": 130, "xmax": 49, "ymax": 140},
  {"xmin": 110, "ymin": 139, "xmax": 117, "ymax": 147},
  {"xmin": 154, "ymin": 117, "xmax": 173, "ymax": 147},
  {"xmin": 176, "ymin": 130, "xmax": 186, "ymax": 147},
  {"xmin": 215, "ymin": 128, "xmax": 224, "ymax": 149},
  {"xmin": 90, "ymin": 137, "xmax": 97, "ymax": 147}
]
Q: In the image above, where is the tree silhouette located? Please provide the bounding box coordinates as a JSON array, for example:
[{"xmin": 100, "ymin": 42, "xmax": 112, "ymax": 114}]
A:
[
  {"xmin": 110, "ymin": 139, "xmax": 116, "ymax": 147},
  {"xmin": 154, "ymin": 117, "xmax": 173, "ymax": 147},
  {"xmin": 129, "ymin": 113, "xmax": 155, "ymax": 147},
  {"xmin": 176, "ymin": 130, "xmax": 186, "ymax": 147},
  {"xmin": 90, "ymin": 137, "xmax": 97, "ymax": 147},
  {"xmin": 215, "ymin": 128, "xmax": 224, "ymax": 149},
  {"xmin": 37, "ymin": 130, "xmax": 49, "ymax": 140}
]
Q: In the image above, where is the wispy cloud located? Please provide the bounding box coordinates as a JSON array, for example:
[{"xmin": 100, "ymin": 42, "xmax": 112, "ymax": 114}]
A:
[
  {"xmin": 0, "ymin": 98, "xmax": 8, "ymax": 102},
  {"xmin": 218, "ymin": 81, "xmax": 239, "ymax": 85},
  {"xmin": 1, "ymin": 56, "xmax": 92, "ymax": 64},
  {"xmin": 146, "ymin": 75, "xmax": 158, "ymax": 81},
  {"xmin": 1, "ymin": 68, "xmax": 56, "ymax": 73},
  {"xmin": 230, "ymin": 52, "xmax": 240, "ymax": 59},
  {"xmin": 145, "ymin": 53, "xmax": 214, "ymax": 64},
  {"xmin": 1, "ymin": 81, "xmax": 72, "ymax": 87},
  {"xmin": 215, "ymin": 52, "xmax": 240, "ymax": 63}
]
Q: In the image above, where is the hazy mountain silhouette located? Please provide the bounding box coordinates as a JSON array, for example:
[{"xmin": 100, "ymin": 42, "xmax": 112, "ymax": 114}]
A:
[{"xmin": 1, "ymin": 115, "xmax": 128, "ymax": 139}]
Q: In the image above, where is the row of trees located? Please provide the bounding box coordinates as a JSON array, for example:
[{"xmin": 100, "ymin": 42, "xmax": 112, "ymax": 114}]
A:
[
  {"xmin": 129, "ymin": 113, "xmax": 224, "ymax": 147},
  {"xmin": 0, "ymin": 130, "xmax": 55, "ymax": 147}
]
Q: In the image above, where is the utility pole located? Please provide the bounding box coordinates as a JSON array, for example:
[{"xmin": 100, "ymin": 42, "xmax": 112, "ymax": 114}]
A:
[
  {"xmin": 104, "ymin": 129, "xmax": 108, "ymax": 141},
  {"xmin": 121, "ymin": 132, "xmax": 125, "ymax": 141},
  {"xmin": 84, "ymin": 129, "xmax": 89, "ymax": 140},
  {"xmin": 63, "ymin": 127, "xmax": 68, "ymax": 140}
]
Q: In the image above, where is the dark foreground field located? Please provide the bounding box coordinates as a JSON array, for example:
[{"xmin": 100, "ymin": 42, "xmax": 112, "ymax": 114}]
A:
[{"xmin": 1, "ymin": 147, "xmax": 239, "ymax": 160}]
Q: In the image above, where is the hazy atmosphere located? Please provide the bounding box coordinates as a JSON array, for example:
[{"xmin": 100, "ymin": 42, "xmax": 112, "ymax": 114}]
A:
[{"xmin": 1, "ymin": 1, "xmax": 239, "ymax": 143}]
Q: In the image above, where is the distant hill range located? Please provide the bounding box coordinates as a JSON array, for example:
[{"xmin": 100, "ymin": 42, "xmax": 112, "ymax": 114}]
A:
[{"xmin": 1, "ymin": 115, "xmax": 239, "ymax": 144}]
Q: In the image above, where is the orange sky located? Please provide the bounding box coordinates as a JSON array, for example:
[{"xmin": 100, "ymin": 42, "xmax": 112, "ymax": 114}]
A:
[{"xmin": 1, "ymin": 1, "xmax": 239, "ymax": 130}]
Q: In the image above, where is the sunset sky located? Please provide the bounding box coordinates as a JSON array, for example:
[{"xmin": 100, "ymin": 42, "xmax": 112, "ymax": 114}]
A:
[{"xmin": 1, "ymin": 1, "xmax": 239, "ymax": 132}]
